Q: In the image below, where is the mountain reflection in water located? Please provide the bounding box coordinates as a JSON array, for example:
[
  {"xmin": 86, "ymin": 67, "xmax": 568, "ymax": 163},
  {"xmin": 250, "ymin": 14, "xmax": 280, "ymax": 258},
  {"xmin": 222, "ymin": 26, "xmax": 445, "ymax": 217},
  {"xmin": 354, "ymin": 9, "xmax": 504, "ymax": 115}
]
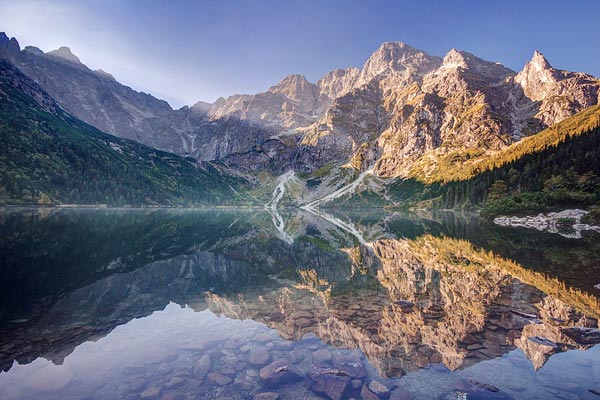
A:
[{"xmin": 0, "ymin": 208, "xmax": 599, "ymax": 400}]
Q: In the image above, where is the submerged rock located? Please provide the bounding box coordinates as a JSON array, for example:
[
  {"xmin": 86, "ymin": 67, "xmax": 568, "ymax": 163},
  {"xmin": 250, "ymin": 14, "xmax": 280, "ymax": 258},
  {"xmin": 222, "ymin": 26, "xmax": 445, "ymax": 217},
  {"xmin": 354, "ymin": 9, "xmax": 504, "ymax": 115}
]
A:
[
  {"xmin": 206, "ymin": 372, "xmax": 232, "ymax": 386},
  {"xmin": 332, "ymin": 352, "xmax": 366, "ymax": 379},
  {"xmin": 368, "ymin": 380, "xmax": 390, "ymax": 398},
  {"xmin": 306, "ymin": 366, "xmax": 352, "ymax": 400},
  {"xmin": 312, "ymin": 348, "xmax": 333, "ymax": 366},
  {"xmin": 249, "ymin": 348, "xmax": 272, "ymax": 367},
  {"xmin": 259, "ymin": 359, "xmax": 303, "ymax": 388},
  {"xmin": 493, "ymin": 209, "xmax": 600, "ymax": 238},
  {"xmin": 253, "ymin": 392, "xmax": 280, "ymax": 400},
  {"xmin": 140, "ymin": 386, "xmax": 161, "ymax": 399},
  {"xmin": 361, "ymin": 384, "xmax": 381, "ymax": 400},
  {"xmin": 193, "ymin": 354, "xmax": 211, "ymax": 379},
  {"xmin": 468, "ymin": 378, "xmax": 499, "ymax": 392}
]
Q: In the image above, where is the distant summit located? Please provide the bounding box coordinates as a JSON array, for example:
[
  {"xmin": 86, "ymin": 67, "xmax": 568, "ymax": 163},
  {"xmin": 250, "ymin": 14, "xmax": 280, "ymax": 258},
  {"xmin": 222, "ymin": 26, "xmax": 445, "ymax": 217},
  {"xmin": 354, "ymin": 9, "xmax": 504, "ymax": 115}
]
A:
[{"xmin": 46, "ymin": 46, "xmax": 82, "ymax": 65}]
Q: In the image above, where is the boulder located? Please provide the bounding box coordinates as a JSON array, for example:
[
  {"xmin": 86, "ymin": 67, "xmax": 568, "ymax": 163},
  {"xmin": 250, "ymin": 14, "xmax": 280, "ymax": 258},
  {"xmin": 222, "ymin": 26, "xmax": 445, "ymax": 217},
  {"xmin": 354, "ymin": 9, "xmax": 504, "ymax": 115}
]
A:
[
  {"xmin": 249, "ymin": 348, "xmax": 272, "ymax": 367},
  {"xmin": 259, "ymin": 359, "xmax": 303, "ymax": 388},
  {"xmin": 332, "ymin": 352, "xmax": 366, "ymax": 379},
  {"xmin": 361, "ymin": 384, "xmax": 380, "ymax": 400},
  {"xmin": 253, "ymin": 392, "xmax": 280, "ymax": 400},
  {"xmin": 368, "ymin": 380, "xmax": 390, "ymax": 398},
  {"xmin": 207, "ymin": 372, "xmax": 232, "ymax": 386},
  {"xmin": 312, "ymin": 348, "xmax": 333, "ymax": 366},
  {"xmin": 140, "ymin": 386, "xmax": 161, "ymax": 399},
  {"xmin": 306, "ymin": 366, "xmax": 352, "ymax": 400}
]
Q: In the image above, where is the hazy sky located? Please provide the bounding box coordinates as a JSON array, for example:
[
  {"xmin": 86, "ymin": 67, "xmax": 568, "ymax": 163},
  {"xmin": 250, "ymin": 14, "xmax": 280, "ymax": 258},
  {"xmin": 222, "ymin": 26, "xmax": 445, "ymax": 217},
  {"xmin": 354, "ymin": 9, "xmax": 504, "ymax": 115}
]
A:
[{"xmin": 1, "ymin": 0, "xmax": 598, "ymax": 109}]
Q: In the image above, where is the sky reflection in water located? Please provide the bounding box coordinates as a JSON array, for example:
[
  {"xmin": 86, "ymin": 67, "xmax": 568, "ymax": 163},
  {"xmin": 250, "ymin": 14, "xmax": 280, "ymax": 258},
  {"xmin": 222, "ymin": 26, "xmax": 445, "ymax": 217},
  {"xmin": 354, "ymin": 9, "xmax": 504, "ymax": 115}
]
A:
[{"xmin": 0, "ymin": 208, "xmax": 599, "ymax": 400}]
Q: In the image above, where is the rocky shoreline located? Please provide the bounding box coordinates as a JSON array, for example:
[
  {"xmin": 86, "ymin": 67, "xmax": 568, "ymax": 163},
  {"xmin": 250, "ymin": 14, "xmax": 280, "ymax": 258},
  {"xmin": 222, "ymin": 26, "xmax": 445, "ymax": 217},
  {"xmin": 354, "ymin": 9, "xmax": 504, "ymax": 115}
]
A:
[{"xmin": 493, "ymin": 209, "xmax": 600, "ymax": 238}]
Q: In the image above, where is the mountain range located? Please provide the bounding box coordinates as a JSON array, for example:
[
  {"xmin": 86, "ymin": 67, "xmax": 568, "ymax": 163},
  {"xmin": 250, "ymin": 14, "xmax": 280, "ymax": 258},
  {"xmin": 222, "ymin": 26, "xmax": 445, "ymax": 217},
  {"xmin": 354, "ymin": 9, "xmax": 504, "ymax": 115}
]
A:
[{"xmin": 1, "ymin": 31, "xmax": 599, "ymax": 211}]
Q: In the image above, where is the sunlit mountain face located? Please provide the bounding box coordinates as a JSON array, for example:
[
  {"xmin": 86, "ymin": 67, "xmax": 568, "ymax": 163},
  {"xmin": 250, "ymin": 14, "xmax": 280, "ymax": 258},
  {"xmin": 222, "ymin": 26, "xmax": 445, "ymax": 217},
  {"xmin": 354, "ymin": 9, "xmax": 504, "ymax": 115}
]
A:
[{"xmin": 0, "ymin": 208, "xmax": 598, "ymax": 400}]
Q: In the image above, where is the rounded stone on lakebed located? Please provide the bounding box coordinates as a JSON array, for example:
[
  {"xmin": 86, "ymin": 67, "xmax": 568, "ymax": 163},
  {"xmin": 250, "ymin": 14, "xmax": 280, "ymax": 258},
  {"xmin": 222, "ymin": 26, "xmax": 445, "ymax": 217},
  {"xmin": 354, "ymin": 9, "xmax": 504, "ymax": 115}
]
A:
[
  {"xmin": 259, "ymin": 359, "xmax": 303, "ymax": 388},
  {"xmin": 312, "ymin": 348, "xmax": 333, "ymax": 366},
  {"xmin": 206, "ymin": 372, "xmax": 233, "ymax": 386},
  {"xmin": 193, "ymin": 354, "xmax": 211, "ymax": 379},
  {"xmin": 249, "ymin": 348, "xmax": 272, "ymax": 367},
  {"xmin": 253, "ymin": 392, "xmax": 279, "ymax": 400},
  {"xmin": 140, "ymin": 386, "xmax": 161, "ymax": 399},
  {"xmin": 369, "ymin": 380, "xmax": 390, "ymax": 398},
  {"xmin": 306, "ymin": 366, "xmax": 352, "ymax": 400},
  {"xmin": 361, "ymin": 384, "xmax": 380, "ymax": 400}
]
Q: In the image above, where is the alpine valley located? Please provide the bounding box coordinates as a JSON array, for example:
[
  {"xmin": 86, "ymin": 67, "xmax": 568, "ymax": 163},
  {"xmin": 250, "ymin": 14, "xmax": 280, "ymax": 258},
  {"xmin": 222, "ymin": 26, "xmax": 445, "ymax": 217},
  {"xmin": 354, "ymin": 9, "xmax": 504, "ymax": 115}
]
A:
[{"xmin": 1, "ymin": 32, "xmax": 599, "ymax": 218}]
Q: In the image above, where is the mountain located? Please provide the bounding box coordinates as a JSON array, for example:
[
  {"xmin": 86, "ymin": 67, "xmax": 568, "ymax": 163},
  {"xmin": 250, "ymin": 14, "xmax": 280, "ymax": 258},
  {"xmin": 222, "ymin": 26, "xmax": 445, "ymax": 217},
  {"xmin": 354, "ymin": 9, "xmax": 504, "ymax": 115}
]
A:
[
  {"xmin": 378, "ymin": 105, "xmax": 600, "ymax": 216},
  {"xmin": 220, "ymin": 44, "xmax": 581, "ymax": 178},
  {"xmin": 0, "ymin": 33, "xmax": 271, "ymax": 162},
  {"xmin": 0, "ymin": 57, "xmax": 248, "ymax": 206},
  {"xmin": 1, "ymin": 31, "xmax": 599, "ymax": 206},
  {"xmin": 515, "ymin": 50, "xmax": 599, "ymax": 127}
]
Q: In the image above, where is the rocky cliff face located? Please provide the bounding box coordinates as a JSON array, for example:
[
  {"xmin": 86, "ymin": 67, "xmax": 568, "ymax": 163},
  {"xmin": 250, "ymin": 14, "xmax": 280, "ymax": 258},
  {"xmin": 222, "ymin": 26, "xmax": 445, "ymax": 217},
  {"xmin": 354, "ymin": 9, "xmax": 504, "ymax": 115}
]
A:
[
  {"xmin": 1, "ymin": 31, "xmax": 598, "ymax": 179},
  {"xmin": 515, "ymin": 50, "xmax": 600, "ymax": 128}
]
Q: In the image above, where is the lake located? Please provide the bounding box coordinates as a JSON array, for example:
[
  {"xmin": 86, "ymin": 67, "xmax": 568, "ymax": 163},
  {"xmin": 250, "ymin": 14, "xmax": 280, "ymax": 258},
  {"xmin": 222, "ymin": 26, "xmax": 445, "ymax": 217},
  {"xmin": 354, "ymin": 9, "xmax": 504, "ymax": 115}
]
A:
[{"xmin": 0, "ymin": 208, "xmax": 599, "ymax": 400}]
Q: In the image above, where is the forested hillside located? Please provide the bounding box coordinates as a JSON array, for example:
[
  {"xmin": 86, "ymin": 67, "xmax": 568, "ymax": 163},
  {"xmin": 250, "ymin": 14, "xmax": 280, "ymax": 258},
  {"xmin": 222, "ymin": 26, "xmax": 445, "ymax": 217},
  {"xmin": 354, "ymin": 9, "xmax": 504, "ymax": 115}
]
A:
[
  {"xmin": 387, "ymin": 105, "xmax": 600, "ymax": 218},
  {"xmin": 0, "ymin": 59, "xmax": 249, "ymax": 206}
]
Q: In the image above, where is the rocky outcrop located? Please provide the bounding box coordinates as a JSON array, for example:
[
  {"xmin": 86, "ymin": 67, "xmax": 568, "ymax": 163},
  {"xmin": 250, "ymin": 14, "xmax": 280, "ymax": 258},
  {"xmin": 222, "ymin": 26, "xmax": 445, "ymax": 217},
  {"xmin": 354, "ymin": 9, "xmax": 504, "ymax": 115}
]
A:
[
  {"xmin": 46, "ymin": 46, "xmax": 82, "ymax": 64},
  {"xmin": 317, "ymin": 67, "xmax": 360, "ymax": 100},
  {"xmin": 207, "ymin": 74, "xmax": 324, "ymax": 133},
  {"xmin": 493, "ymin": 209, "xmax": 600, "ymax": 238}
]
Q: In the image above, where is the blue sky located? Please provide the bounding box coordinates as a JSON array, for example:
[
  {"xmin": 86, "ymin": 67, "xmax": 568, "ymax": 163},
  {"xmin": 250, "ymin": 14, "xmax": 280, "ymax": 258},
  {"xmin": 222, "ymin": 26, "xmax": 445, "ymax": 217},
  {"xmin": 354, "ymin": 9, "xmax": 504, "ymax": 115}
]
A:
[{"xmin": 1, "ymin": 0, "xmax": 598, "ymax": 108}]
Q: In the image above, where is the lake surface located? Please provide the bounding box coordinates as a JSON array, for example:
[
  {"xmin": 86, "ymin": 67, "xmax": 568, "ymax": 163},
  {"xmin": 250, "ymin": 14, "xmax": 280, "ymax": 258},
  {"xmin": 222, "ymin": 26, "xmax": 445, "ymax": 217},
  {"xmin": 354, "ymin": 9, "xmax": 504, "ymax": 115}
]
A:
[{"xmin": 0, "ymin": 208, "xmax": 599, "ymax": 400}]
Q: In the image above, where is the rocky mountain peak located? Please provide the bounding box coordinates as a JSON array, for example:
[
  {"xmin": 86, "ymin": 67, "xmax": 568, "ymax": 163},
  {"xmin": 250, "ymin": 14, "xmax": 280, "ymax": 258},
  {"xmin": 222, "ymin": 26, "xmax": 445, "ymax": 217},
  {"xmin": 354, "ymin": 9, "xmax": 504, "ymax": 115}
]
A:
[
  {"xmin": 515, "ymin": 50, "xmax": 559, "ymax": 101},
  {"xmin": 530, "ymin": 50, "xmax": 553, "ymax": 71},
  {"xmin": 270, "ymin": 73, "xmax": 314, "ymax": 93},
  {"xmin": 0, "ymin": 32, "xmax": 8, "ymax": 48},
  {"xmin": 269, "ymin": 73, "xmax": 319, "ymax": 105},
  {"xmin": 190, "ymin": 100, "xmax": 212, "ymax": 114},
  {"xmin": 0, "ymin": 33, "xmax": 21, "ymax": 57},
  {"xmin": 24, "ymin": 46, "xmax": 44, "ymax": 56},
  {"xmin": 441, "ymin": 48, "xmax": 468, "ymax": 68},
  {"xmin": 317, "ymin": 67, "xmax": 360, "ymax": 99},
  {"xmin": 46, "ymin": 46, "xmax": 82, "ymax": 65},
  {"xmin": 358, "ymin": 41, "xmax": 442, "ymax": 84},
  {"xmin": 439, "ymin": 48, "xmax": 514, "ymax": 81}
]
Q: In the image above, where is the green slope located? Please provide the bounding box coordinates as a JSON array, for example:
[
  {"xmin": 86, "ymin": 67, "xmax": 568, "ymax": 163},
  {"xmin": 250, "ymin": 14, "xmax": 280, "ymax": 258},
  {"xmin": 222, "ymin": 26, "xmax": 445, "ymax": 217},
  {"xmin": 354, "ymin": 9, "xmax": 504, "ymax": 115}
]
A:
[
  {"xmin": 386, "ymin": 106, "xmax": 600, "ymax": 216},
  {"xmin": 0, "ymin": 59, "xmax": 249, "ymax": 206},
  {"xmin": 407, "ymin": 105, "xmax": 600, "ymax": 184}
]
